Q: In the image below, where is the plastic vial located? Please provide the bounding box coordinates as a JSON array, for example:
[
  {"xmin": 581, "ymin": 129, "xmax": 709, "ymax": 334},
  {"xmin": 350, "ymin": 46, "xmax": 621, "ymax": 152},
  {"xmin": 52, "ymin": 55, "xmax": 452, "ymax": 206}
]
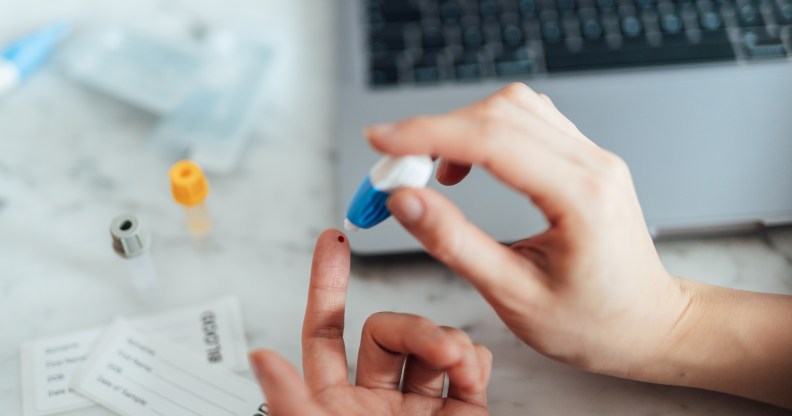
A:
[
  {"xmin": 110, "ymin": 214, "xmax": 158, "ymax": 295},
  {"xmin": 170, "ymin": 160, "xmax": 212, "ymax": 237}
]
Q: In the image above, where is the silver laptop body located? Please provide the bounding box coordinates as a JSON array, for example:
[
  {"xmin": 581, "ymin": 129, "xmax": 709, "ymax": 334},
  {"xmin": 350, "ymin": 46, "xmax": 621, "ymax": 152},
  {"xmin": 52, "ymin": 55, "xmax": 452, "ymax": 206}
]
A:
[{"xmin": 335, "ymin": 0, "xmax": 792, "ymax": 256}]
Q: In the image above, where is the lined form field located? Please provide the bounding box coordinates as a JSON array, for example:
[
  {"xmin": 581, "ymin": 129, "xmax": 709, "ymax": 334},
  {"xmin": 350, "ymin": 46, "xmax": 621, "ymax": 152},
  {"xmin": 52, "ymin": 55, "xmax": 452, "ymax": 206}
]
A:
[{"xmin": 70, "ymin": 320, "xmax": 266, "ymax": 416}]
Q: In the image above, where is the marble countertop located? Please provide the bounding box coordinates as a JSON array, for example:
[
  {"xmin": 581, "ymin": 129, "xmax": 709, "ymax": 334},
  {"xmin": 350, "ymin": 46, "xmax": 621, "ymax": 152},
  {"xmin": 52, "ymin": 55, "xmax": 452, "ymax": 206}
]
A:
[{"xmin": 1, "ymin": 1, "xmax": 791, "ymax": 415}]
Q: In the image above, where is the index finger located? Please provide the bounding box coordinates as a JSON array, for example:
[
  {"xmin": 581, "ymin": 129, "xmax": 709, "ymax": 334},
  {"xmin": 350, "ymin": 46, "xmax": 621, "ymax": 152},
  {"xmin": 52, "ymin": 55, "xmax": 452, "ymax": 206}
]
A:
[
  {"xmin": 368, "ymin": 113, "xmax": 577, "ymax": 225},
  {"xmin": 301, "ymin": 229, "xmax": 351, "ymax": 392}
]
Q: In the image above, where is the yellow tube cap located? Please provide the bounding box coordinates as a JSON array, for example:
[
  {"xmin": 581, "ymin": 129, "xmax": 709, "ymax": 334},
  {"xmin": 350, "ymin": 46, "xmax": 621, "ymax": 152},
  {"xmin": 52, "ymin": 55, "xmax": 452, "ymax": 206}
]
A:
[{"xmin": 170, "ymin": 160, "xmax": 209, "ymax": 206}]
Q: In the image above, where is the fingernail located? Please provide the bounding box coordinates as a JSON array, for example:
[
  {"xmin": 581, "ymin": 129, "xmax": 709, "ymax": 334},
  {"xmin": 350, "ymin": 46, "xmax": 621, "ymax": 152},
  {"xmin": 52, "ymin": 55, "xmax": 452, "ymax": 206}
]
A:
[
  {"xmin": 388, "ymin": 193, "xmax": 424, "ymax": 226},
  {"xmin": 366, "ymin": 123, "xmax": 395, "ymax": 137},
  {"xmin": 460, "ymin": 349, "xmax": 482, "ymax": 393},
  {"xmin": 435, "ymin": 159, "xmax": 448, "ymax": 182},
  {"xmin": 249, "ymin": 352, "xmax": 266, "ymax": 381}
]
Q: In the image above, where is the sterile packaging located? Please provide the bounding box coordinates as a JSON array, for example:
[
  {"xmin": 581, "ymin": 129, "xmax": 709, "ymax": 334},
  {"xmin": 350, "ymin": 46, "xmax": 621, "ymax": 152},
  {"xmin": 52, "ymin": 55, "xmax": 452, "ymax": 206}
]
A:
[
  {"xmin": 62, "ymin": 27, "xmax": 203, "ymax": 115},
  {"xmin": 62, "ymin": 26, "xmax": 271, "ymax": 173},
  {"xmin": 150, "ymin": 32, "xmax": 271, "ymax": 173}
]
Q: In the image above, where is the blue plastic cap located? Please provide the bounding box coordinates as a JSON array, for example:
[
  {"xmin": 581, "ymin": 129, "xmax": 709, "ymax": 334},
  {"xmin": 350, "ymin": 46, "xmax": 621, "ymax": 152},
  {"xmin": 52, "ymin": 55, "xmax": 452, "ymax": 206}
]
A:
[
  {"xmin": 345, "ymin": 175, "xmax": 392, "ymax": 230},
  {"xmin": 2, "ymin": 20, "xmax": 70, "ymax": 79}
]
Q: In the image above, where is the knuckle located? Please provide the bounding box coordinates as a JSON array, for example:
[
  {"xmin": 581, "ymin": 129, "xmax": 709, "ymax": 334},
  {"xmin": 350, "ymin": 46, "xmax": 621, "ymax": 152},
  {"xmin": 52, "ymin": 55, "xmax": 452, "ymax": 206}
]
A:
[
  {"xmin": 500, "ymin": 82, "xmax": 533, "ymax": 98},
  {"xmin": 362, "ymin": 311, "xmax": 390, "ymax": 335},
  {"xmin": 475, "ymin": 344, "xmax": 493, "ymax": 360},
  {"xmin": 553, "ymin": 350, "xmax": 595, "ymax": 372},
  {"xmin": 500, "ymin": 82, "xmax": 542, "ymax": 108},
  {"xmin": 440, "ymin": 326, "xmax": 473, "ymax": 345},
  {"xmin": 476, "ymin": 95, "xmax": 510, "ymax": 115},
  {"xmin": 404, "ymin": 383, "xmax": 441, "ymax": 397},
  {"xmin": 427, "ymin": 228, "xmax": 464, "ymax": 266},
  {"xmin": 537, "ymin": 92, "xmax": 556, "ymax": 107},
  {"xmin": 600, "ymin": 151, "xmax": 630, "ymax": 178},
  {"xmin": 310, "ymin": 271, "xmax": 346, "ymax": 292},
  {"xmin": 307, "ymin": 324, "xmax": 344, "ymax": 340},
  {"xmin": 412, "ymin": 316, "xmax": 439, "ymax": 334},
  {"xmin": 578, "ymin": 151, "xmax": 631, "ymax": 206},
  {"xmin": 368, "ymin": 310, "xmax": 392, "ymax": 323},
  {"xmin": 578, "ymin": 175, "xmax": 624, "ymax": 222},
  {"xmin": 477, "ymin": 117, "xmax": 507, "ymax": 140},
  {"xmin": 581, "ymin": 174, "xmax": 617, "ymax": 204},
  {"xmin": 400, "ymin": 115, "xmax": 435, "ymax": 131},
  {"xmin": 305, "ymin": 308, "xmax": 346, "ymax": 339},
  {"xmin": 473, "ymin": 343, "xmax": 493, "ymax": 357}
]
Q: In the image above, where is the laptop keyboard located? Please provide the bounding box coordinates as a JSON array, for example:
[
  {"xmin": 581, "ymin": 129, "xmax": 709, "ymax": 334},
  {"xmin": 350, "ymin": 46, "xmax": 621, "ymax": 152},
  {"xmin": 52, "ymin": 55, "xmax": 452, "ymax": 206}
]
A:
[{"xmin": 365, "ymin": 0, "xmax": 792, "ymax": 86}]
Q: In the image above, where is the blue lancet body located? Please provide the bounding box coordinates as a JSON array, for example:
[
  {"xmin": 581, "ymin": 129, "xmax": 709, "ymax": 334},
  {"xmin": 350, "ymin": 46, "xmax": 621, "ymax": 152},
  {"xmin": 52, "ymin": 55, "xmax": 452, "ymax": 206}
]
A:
[{"xmin": 345, "ymin": 175, "xmax": 392, "ymax": 230}]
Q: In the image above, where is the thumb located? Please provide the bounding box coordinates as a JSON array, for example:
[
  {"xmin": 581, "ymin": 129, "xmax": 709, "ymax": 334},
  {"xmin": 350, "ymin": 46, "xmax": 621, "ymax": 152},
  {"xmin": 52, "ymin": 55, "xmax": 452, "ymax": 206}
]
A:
[
  {"xmin": 249, "ymin": 350, "xmax": 324, "ymax": 416},
  {"xmin": 387, "ymin": 188, "xmax": 545, "ymax": 300}
]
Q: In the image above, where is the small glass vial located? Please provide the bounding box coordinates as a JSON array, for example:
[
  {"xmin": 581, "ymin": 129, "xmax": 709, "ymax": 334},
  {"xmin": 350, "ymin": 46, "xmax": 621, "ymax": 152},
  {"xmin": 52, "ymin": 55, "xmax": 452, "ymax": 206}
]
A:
[
  {"xmin": 169, "ymin": 160, "xmax": 212, "ymax": 237},
  {"xmin": 110, "ymin": 214, "xmax": 158, "ymax": 296}
]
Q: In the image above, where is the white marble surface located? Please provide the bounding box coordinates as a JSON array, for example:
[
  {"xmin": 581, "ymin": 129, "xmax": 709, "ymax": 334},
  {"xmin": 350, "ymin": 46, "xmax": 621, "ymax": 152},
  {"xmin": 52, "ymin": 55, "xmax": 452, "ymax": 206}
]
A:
[{"xmin": 1, "ymin": 1, "xmax": 792, "ymax": 415}]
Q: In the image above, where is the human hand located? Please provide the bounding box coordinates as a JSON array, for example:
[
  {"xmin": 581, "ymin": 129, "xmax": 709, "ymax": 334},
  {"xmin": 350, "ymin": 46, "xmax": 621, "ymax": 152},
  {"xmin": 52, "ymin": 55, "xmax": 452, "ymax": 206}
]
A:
[
  {"xmin": 366, "ymin": 83, "xmax": 690, "ymax": 382},
  {"xmin": 249, "ymin": 229, "xmax": 492, "ymax": 416}
]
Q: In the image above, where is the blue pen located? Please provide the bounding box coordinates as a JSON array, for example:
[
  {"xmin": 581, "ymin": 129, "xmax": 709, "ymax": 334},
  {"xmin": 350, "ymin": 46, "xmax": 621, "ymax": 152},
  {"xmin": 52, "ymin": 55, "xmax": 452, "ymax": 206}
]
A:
[{"xmin": 0, "ymin": 21, "xmax": 70, "ymax": 98}]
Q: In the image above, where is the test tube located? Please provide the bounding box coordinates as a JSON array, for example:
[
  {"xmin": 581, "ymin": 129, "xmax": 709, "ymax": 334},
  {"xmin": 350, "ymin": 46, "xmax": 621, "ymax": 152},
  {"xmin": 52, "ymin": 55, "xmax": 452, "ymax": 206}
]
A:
[
  {"xmin": 169, "ymin": 160, "xmax": 212, "ymax": 237},
  {"xmin": 110, "ymin": 214, "xmax": 158, "ymax": 295}
]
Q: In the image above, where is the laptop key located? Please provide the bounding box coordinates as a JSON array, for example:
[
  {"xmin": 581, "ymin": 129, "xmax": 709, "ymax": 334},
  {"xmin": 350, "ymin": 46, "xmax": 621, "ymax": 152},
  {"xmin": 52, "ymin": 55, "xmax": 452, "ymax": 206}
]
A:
[
  {"xmin": 621, "ymin": 15, "xmax": 644, "ymax": 37},
  {"xmin": 699, "ymin": 10, "xmax": 723, "ymax": 29},
  {"xmin": 440, "ymin": 1, "xmax": 463, "ymax": 21},
  {"xmin": 775, "ymin": 1, "xmax": 792, "ymax": 23},
  {"xmin": 369, "ymin": 24, "xmax": 407, "ymax": 52},
  {"xmin": 558, "ymin": 0, "xmax": 577, "ymax": 12},
  {"xmin": 659, "ymin": 7, "xmax": 685, "ymax": 33},
  {"xmin": 370, "ymin": 2, "xmax": 422, "ymax": 23},
  {"xmin": 597, "ymin": 0, "xmax": 617, "ymax": 9},
  {"xmin": 543, "ymin": 31, "xmax": 734, "ymax": 71},
  {"xmin": 741, "ymin": 28, "xmax": 788, "ymax": 57},
  {"xmin": 364, "ymin": 0, "xmax": 764, "ymax": 85},
  {"xmin": 520, "ymin": 0, "xmax": 539, "ymax": 15},
  {"xmin": 582, "ymin": 17, "xmax": 605, "ymax": 38},
  {"xmin": 503, "ymin": 23, "xmax": 526, "ymax": 45},
  {"xmin": 454, "ymin": 51, "xmax": 483, "ymax": 80},
  {"xmin": 480, "ymin": 0, "xmax": 500, "ymax": 17},
  {"xmin": 422, "ymin": 24, "xmax": 446, "ymax": 50},
  {"xmin": 370, "ymin": 53, "xmax": 400, "ymax": 86},
  {"xmin": 737, "ymin": 2, "xmax": 766, "ymax": 25},
  {"xmin": 495, "ymin": 46, "xmax": 536, "ymax": 76},
  {"xmin": 635, "ymin": 0, "xmax": 656, "ymax": 9},
  {"xmin": 534, "ymin": 0, "xmax": 552, "ymax": 10},
  {"xmin": 413, "ymin": 52, "xmax": 443, "ymax": 84},
  {"xmin": 542, "ymin": 20, "xmax": 565, "ymax": 42},
  {"xmin": 463, "ymin": 25, "xmax": 485, "ymax": 48},
  {"xmin": 698, "ymin": 26, "xmax": 730, "ymax": 42}
]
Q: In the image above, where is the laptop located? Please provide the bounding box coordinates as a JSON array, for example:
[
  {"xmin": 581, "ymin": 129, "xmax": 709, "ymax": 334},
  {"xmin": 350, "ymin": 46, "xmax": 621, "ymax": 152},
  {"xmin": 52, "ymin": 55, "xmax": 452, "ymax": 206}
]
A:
[{"xmin": 335, "ymin": 0, "xmax": 792, "ymax": 257}]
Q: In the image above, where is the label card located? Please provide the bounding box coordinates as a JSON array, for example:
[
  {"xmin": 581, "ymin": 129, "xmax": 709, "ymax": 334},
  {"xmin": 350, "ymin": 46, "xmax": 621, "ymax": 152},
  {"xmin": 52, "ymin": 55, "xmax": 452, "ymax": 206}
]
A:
[
  {"xmin": 70, "ymin": 320, "xmax": 267, "ymax": 416},
  {"xmin": 20, "ymin": 297, "xmax": 249, "ymax": 416}
]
